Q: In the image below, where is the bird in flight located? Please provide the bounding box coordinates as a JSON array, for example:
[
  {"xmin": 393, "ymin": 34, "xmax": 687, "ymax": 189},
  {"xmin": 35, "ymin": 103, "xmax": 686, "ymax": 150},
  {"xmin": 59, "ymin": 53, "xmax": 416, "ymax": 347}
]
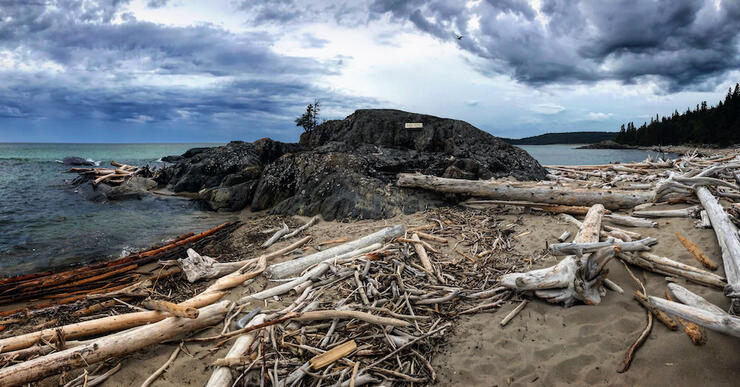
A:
[{"xmin": 456, "ymin": 34, "xmax": 463, "ymax": 40}]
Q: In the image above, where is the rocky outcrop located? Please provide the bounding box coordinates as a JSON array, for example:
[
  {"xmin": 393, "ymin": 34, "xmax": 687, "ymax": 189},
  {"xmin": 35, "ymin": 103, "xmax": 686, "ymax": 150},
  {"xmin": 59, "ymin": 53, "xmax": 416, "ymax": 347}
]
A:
[
  {"xmin": 155, "ymin": 109, "xmax": 547, "ymax": 219},
  {"xmin": 62, "ymin": 156, "xmax": 95, "ymax": 166}
]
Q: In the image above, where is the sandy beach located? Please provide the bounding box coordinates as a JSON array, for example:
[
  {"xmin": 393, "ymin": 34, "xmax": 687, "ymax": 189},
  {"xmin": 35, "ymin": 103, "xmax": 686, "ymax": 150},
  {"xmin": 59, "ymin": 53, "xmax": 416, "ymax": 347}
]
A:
[{"xmin": 19, "ymin": 205, "xmax": 737, "ymax": 386}]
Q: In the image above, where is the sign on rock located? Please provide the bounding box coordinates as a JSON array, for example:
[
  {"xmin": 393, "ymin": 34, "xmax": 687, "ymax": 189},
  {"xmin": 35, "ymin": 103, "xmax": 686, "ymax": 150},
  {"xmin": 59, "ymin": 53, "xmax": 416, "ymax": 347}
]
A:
[{"xmin": 405, "ymin": 123, "xmax": 423, "ymax": 129}]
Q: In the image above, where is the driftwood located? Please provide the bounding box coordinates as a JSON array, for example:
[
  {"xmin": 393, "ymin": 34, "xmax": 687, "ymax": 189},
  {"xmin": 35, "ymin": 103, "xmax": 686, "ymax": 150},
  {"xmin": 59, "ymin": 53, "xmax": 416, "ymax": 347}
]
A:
[
  {"xmin": 0, "ymin": 301, "xmax": 231, "ymax": 386},
  {"xmin": 632, "ymin": 206, "xmax": 700, "ymax": 218},
  {"xmin": 282, "ymin": 216, "xmax": 319, "ymax": 239},
  {"xmin": 177, "ymin": 249, "xmax": 249, "ymax": 283},
  {"xmin": 309, "ymin": 340, "xmax": 357, "ymax": 369},
  {"xmin": 206, "ymin": 314, "xmax": 266, "ymax": 387},
  {"xmin": 617, "ymin": 252, "xmax": 726, "ymax": 289},
  {"xmin": 603, "ymin": 214, "xmax": 657, "ymax": 228},
  {"xmin": 397, "ymin": 173, "xmax": 653, "ymax": 210},
  {"xmin": 651, "ymin": 284, "xmax": 740, "ymax": 338},
  {"xmin": 141, "ymin": 299, "xmax": 198, "ymax": 319},
  {"xmin": 410, "ymin": 233, "xmax": 434, "ymax": 272},
  {"xmin": 695, "ymin": 186, "xmax": 740, "ymax": 312},
  {"xmin": 548, "ymin": 237, "xmax": 656, "ymax": 256},
  {"xmin": 557, "ymin": 231, "xmax": 571, "ymax": 242},
  {"xmin": 675, "ymin": 232, "xmax": 718, "ymax": 270},
  {"xmin": 265, "ymin": 225, "xmax": 404, "ymax": 279},
  {"xmin": 0, "ymin": 291, "xmax": 225, "ymax": 353},
  {"xmin": 262, "ymin": 223, "xmax": 289, "ymax": 248},
  {"xmin": 502, "ymin": 204, "xmax": 614, "ymax": 306}
]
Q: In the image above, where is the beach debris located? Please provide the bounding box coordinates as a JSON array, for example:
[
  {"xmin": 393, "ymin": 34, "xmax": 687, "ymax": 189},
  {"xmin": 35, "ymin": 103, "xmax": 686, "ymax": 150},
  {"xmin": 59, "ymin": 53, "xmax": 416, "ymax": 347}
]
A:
[
  {"xmin": 650, "ymin": 283, "xmax": 740, "ymax": 338},
  {"xmin": 500, "ymin": 299, "xmax": 528, "ymax": 327},
  {"xmin": 141, "ymin": 344, "xmax": 182, "ymax": 387},
  {"xmin": 0, "ymin": 301, "xmax": 231, "ymax": 386},
  {"xmin": 65, "ymin": 161, "xmax": 148, "ymax": 186},
  {"xmin": 500, "ymin": 204, "xmax": 612, "ymax": 306},
  {"xmin": 617, "ymin": 262, "xmax": 653, "ymax": 373},
  {"xmin": 663, "ymin": 289, "xmax": 707, "ymax": 345},
  {"xmin": 282, "ymin": 216, "xmax": 319, "ymax": 239},
  {"xmin": 262, "ymin": 223, "xmax": 289, "ymax": 248},
  {"xmin": 675, "ymin": 232, "xmax": 718, "ymax": 270},
  {"xmin": 398, "ymin": 173, "xmax": 653, "ymax": 209},
  {"xmin": 557, "ymin": 231, "xmax": 571, "ymax": 242}
]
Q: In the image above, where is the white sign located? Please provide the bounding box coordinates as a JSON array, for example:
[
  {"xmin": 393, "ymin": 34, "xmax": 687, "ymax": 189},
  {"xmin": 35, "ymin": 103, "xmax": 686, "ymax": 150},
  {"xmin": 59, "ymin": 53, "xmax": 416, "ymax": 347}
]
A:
[{"xmin": 405, "ymin": 123, "xmax": 423, "ymax": 129}]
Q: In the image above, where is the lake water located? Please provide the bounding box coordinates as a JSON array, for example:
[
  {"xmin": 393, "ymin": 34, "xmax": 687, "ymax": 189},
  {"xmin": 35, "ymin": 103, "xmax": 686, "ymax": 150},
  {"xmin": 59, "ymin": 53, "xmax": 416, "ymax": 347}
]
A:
[
  {"xmin": 0, "ymin": 143, "xmax": 234, "ymax": 277},
  {"xmin": 518, "ymin": 144, "xmax": 675, "ymax": 165},
  {"xmin": 0, "ymin": 142, "xmax": 672, "ymax": 277}
]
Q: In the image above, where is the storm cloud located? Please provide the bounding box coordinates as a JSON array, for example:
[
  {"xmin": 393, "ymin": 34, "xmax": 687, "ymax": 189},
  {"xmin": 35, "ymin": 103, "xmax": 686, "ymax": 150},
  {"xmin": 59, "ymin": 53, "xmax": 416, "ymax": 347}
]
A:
[
  {"xmin": 369, "ymin": 0, "xmax": 740, "ymax": 91},
  {"xmin": 0, "ymin": 0, "xmax": 373, "ymax": 133}
]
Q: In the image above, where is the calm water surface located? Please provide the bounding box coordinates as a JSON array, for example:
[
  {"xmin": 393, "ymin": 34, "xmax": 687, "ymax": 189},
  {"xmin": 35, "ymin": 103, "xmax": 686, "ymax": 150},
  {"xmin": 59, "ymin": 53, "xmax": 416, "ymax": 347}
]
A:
[
  {"xmin": 519, "ymin": 144, "xmax": 676, "ymax": 165},
  {"xmin": 0, "ymin": 143, "xmax": 231, "ymax": 277}
]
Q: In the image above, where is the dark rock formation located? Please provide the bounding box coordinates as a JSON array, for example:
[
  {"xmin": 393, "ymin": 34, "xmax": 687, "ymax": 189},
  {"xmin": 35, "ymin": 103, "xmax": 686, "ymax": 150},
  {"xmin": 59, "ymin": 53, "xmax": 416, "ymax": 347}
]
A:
[
  {"xmin": 62, "ymin": 156, "xmax": 95, "ymax": 166},
  {"xmin": 155, "ymin": 109, "xmax": 547, "ymax": 220}
]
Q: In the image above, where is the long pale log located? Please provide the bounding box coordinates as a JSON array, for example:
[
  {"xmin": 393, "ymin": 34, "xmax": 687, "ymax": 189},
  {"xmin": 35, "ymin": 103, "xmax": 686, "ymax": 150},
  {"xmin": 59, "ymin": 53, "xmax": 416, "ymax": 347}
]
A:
[
  {"xmin": 265, "ymin": 225, "xmax": 404, "ymax": 279},
  {"xmin": 0, "ymin": 291, "xmax": 225, "ymax": 353},
  {"xmin": 397, "ymin": 173, "xmax": 652, "ymax": 210},
  {"xmin": 549, "ymin": 238, "xmax": 656, "ymax": 256},
  {"xmin": 632, "ymin": 206, "xmax": 699, "ymax": 218},
  {"xmin": 206, "ymin": 314, "xmax": 265, "ymax": 387},
  {"xmin": 604, "ymin": 214, "xmax": 657, "ymax": 228},
  {"xmin": 262, "ymin": 223, "xmax": 289, "ymax": 248},
  {"xmin": 618, "ymin": 252, "xmax": 725, "ymax": 289},
  {"xmin": 411, "ymin": 234, "xmax": 433, "ymax": 272},
  {"xmin": 696, "ymin": 186, "xmax": 740, "ymax": 312},
  {"xmin": 649, "ymin": 296, "xmax": 740, "ymax": 338},
  {"xmin": 0, "ymin": 301, "xmax": 231, "ymax": 386}
]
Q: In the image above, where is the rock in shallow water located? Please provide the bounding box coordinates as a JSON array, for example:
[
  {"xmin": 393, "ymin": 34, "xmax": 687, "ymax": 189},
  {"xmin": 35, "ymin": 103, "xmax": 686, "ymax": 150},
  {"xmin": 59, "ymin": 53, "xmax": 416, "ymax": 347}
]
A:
[
  {"xmin": 62, "ymin": 156, "xmax": 94, "ymax": 166},
  {"xmin": 155, "ymin": 109, "xmax": 547, "ymax": 219}
]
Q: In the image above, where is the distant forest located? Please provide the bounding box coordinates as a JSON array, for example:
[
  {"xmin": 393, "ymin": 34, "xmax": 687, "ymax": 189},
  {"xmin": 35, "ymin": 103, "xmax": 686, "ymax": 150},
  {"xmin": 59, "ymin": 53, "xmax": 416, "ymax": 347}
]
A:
[
  {"xmin": 504, "ymin": 131, "xmax": 616, "ymax": 145},
  {"xmin": 615, "ymin": 83, "xmax": 740, "ymax": 146}
]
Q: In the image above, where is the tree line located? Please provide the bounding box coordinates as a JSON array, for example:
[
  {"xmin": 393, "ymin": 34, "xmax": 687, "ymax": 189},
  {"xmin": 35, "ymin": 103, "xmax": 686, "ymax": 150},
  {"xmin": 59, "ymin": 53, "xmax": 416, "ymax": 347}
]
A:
[{"xmin": 615, "ymin": 84, "xmax": 740, "ymax": 146}]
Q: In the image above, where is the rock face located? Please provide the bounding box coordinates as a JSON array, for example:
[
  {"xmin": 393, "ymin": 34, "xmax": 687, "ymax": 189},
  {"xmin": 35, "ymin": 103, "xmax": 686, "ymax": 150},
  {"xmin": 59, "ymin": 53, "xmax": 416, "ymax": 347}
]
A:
[{"xmin": 156, "ymin": 109, "xmax": 547, "ymax": 219}]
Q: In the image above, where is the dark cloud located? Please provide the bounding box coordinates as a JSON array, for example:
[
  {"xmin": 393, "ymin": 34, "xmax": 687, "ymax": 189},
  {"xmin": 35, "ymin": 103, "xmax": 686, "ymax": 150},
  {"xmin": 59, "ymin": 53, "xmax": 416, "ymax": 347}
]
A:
[
  {"xmin": 369, "ymin": 0, "xmax": 740, "ymax": 91},
  {"xmin": 0, "ymin": 0, "xmax": 375, "ymax": 132},
  {"xmin": 146, "ymin": 0, "xmax": 168, "ymax": 8}
]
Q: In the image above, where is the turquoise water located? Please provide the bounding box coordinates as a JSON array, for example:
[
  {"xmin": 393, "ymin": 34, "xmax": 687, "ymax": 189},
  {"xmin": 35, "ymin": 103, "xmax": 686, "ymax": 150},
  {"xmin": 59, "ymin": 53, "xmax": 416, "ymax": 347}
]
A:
[
  {"xmin": 0, "ymin": 143, "xmax": 233, "ymax": 277},
  {"xmin": 518, "ymin": 144, "xmax": 675, "ymax": 165}
]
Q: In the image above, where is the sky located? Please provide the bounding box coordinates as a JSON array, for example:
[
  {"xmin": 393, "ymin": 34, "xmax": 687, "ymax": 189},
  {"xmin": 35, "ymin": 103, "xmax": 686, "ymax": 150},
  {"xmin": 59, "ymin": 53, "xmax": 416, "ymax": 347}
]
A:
[{"xmin": 1, "ymin": 0, "xmax": 739, "ymax": 143}]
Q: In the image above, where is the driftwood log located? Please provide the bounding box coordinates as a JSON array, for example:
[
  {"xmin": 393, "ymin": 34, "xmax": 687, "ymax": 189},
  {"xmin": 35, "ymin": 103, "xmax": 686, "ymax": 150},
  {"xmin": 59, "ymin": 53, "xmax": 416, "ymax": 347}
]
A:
[
  {"xmin": 397, "ymin": 173, "xmax": 653, "ymax": 210},
  {"xmin": 206, "ymin": 314, "xmax": 266, "ymax": 387},
  {"xmin": 650, "ymin": 284, "xmax": 740, "ymax": 338},
  {"xmin": 0, "ymin": 301, "xmax": 231, "ymax": 386},
  {"xmin": 502, "ymin": 204, "xmax": 615, "ymax": 306},
  {"xmin": 695, "ymin": 186, "xmax": 740, "ymax": 313},
  {"xmin": 265, "ymin": 225, "xmax": 404, "ymax": 279}
]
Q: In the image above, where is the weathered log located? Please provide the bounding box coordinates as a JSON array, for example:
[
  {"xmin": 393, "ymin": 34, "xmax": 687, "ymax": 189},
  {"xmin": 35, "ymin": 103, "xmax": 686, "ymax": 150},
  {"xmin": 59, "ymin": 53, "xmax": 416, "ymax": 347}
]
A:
[
  {"xmin": 696, "ymin": 186, "xmax": 740, "ymax": 312},
  {"xmin": 0, "ymin": 301, "xmax": 231, "ymax": 386},
  {"xmin": 397, "ymin": 173, "xmax": 652, "ymax": 210},
  {"xmin": 309, "ymin": 340, "xmax": 357, "ymax": 369},
  {"xmin": 675, "ymin": 232, "xmax": 718, "ymax": 270},
  {"xmin": 650, "ymin": 293, "xmax": 740, "ymax": 338},
  {"xmin": 548, "ymin": 237, "xmax": 656, "ymax": 256},
  {"xmin": 604, "ymin": 214, "xmax": 657, "ymax": 228},
  {"xmin": 265, "ymin": 225, "xmax": 404, "ymax": 279},
  {"xmin": 0, "ymin": 291, "xmax": 225, "ymax": 353},
  {"xmin": 206, "ymin": 314, "xmax": 266, "ymax": 387},
  {"xmin": 633, "ymin": 206, "xmax": 700, "ymax": 218},
  {"xmin": 618, "ymin": 252, "xmax": 726, "ymax": 289}
]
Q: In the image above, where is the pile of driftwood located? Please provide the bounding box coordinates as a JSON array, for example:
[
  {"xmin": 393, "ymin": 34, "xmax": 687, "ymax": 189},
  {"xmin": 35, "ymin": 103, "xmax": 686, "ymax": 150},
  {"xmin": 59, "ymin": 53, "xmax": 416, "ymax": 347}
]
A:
[
  {"xmin": 65, "ymin": 161, "xmax": 151, "ymax": 186},
  {"xmin": 0, "ymin": 209, "xmax": 531, "ymax": 386},
  {"xmin": 399, "ymin": 150, "xmax": 740, "ymax": 370}
]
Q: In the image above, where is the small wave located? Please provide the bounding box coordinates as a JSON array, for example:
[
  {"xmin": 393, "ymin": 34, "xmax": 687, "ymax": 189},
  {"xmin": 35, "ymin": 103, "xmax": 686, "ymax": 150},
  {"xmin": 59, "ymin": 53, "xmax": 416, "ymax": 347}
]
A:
[
  {"xmin": 55, "ymin": 159, "xmax": 63, "ymax": 163},
  {"xmin": 86, "ymin": 158, "xmax": 101, "ymax": 166},
  {"xmin": 155, "ymin": 157, "xmax": 163, "ymax": 163}
]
